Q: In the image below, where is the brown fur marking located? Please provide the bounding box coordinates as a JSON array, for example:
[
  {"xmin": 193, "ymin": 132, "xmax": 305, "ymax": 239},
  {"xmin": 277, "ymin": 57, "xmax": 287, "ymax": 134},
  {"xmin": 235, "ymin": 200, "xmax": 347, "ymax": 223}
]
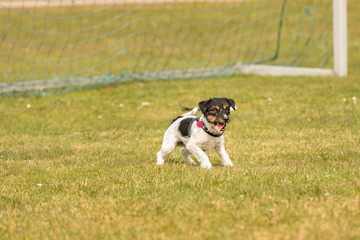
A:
[{"xmin": 207, "ymin": 114, "xmax": 217, "ymax": 123}]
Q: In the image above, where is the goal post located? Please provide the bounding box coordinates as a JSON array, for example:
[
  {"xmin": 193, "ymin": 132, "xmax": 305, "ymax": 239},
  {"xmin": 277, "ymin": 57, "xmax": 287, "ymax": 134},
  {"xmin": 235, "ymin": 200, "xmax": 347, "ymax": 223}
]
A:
[
  {"xmin": 0, "ymin": 0, "xmax": 348, "ymax": 96},
  {"xmin": 237, "ymin": 0, "xmax": 347, "ymax": 77},
  {"xmin": 333, "ymin": 0, "xmax": 347, "ymax": 77}
]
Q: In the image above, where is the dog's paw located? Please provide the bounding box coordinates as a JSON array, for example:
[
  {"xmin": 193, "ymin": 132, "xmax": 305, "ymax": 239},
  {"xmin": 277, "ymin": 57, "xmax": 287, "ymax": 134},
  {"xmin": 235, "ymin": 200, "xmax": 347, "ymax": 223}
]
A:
[
  {"xmin": 156, "ymin": 161, "xmax": 164, "ymax": 166},
  {"xmin": 221, "ymin": 161, "xmax": 234, "ymax": 167},
  {"xmin": 156, "ymin": 157, "xmax": 164, "ymax": 166},
  {"xmin": 156, "ymin": 151, "xmax": 165, "ymax": 166},
  {"xmin": 200, "ymin": 161, "xmax": 212, "ymax": 169}
]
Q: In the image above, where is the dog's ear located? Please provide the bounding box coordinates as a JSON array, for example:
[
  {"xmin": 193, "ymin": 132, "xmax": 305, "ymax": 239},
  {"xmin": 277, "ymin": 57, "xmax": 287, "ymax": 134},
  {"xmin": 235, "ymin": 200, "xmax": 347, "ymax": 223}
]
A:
[
  {"xmin": 198, "ymin": 98, "xmax": 212, "ymax": 114},
  {"xmin": 226, "ymin": 98, "xmax": 236, "ymax": 111}
]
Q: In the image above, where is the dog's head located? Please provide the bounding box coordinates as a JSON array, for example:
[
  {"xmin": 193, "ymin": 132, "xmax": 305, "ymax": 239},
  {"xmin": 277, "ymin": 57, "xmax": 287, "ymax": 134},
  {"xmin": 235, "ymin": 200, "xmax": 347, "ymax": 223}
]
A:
[{"xmin": 198, "ymin": 98, "xmax": 236, "ymax": 132}]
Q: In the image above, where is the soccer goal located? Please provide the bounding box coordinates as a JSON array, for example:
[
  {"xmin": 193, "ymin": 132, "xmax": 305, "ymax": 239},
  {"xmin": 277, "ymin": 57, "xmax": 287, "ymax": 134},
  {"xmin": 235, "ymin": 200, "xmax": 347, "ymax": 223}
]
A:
[{"xmin": 0, "ymin": 0, "xmax": 347, "ymax": 96}]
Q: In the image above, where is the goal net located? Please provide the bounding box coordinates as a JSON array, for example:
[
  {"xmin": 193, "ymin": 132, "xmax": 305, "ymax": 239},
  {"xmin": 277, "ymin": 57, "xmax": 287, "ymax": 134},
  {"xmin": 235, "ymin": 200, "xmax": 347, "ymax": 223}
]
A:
[{"xmin": 0, "ymin": 0, "xmax": 337, "ymax": 96}]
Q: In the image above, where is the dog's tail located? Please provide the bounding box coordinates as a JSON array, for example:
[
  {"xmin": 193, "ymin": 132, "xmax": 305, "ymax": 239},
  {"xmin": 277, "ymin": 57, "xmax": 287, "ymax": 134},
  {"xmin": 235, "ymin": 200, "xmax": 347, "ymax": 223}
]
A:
[
  {"xmin": 181, "ymin": 107, "xmax": 198, "ymax": 117},
  {"xmin": 179, "ymin": 104, "xmax": 194, "ymax": 111}
]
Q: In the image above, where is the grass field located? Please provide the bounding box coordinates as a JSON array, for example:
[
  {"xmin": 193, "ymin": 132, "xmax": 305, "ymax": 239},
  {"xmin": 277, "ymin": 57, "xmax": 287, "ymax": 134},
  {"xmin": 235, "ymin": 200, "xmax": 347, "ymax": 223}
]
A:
[{"xmin": 1, "ymin": 1, "xmax": 360, "ymax": 239}]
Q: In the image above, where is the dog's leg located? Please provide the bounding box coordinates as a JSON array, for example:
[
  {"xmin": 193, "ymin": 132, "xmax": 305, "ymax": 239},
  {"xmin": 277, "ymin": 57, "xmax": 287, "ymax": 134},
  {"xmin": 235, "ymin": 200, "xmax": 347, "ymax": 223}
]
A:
[
  {"xmin": 180, "ymin": 148, "xmax": 196, "ymax": 165},
  {"xmin": 186, "ymin": 144, "xmax": 212, "ymax": 169},
  {"xmin": 215, "ymin": 144, "xmax": 234, "ymax": 167},
  {"xmin": 156, "ymin": 138, "xmax": 177, "ymax": 165}
]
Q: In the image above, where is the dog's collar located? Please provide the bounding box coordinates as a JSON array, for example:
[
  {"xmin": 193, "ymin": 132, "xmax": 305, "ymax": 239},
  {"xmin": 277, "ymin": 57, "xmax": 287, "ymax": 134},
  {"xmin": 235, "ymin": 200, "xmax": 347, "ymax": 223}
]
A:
[{"xmin": 195, "ymin": 117, "xmax": 223, "ymax": 137}]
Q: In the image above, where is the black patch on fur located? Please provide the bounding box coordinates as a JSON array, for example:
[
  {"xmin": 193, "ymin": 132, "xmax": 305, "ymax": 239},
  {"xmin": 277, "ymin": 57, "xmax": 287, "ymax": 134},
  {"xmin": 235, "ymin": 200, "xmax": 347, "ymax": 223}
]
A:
[
  {"xmin": 198, "ymin": 99, "xmax": 212, "ymax": 114},
  {"xmin": 178, "ymin": 118, "xmax": 194, "ymax": 137},
  {"xmin": 171, "ymin": 115, "xmax": 183, "ymax": 124}
]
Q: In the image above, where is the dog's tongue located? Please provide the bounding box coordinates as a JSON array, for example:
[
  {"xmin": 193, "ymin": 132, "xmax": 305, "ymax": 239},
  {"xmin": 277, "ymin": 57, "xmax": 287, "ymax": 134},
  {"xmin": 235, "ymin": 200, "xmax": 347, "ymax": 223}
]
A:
[{"xmin": 215, "ymin": 123, "xmax": 224, "ymax": 132}]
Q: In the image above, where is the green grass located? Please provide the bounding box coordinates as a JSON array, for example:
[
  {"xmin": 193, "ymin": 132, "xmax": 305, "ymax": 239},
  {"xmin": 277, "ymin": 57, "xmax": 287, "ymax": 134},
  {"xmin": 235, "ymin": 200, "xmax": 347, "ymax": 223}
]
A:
[
  {"xmin": 1, "ymin": 0, "xmax": 360, "ymax": 239},
  {"xmin": 1, "ymin": 75, "xmax": 360, "ymax": 239}
]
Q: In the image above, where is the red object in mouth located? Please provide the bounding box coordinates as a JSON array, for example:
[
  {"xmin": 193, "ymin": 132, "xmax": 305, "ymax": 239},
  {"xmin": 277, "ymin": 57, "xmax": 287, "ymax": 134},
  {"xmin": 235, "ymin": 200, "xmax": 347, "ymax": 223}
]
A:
[{"xmin": 197, "ymin": 121, "xmax": 203, "ymax": 128}]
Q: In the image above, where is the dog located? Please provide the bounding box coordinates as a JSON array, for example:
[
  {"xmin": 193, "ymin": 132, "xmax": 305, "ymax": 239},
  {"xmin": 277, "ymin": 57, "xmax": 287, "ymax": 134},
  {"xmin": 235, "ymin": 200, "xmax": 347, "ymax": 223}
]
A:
[{"xmin": 156, "ymin": 98, "xmax": 236, "ymax": 168}]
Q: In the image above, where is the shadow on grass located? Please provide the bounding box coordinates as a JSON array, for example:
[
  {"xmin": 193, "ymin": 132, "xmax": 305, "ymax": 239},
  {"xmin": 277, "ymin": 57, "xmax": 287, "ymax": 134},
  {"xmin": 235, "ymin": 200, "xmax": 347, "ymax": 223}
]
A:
[
  {"xmin": 0, "ymin": 195, "xmax": 23, "ymax": 209},
  {"xmin": 166, "ymin": 158, "xmax": 224, "ymax": 167}
]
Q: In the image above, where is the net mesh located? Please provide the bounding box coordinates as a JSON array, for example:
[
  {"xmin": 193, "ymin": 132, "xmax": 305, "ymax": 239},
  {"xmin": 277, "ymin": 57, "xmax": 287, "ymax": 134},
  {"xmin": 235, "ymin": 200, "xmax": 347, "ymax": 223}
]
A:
[{"xmin": 0, "ymin": 0, "xmax": 332, "ymax": 96}]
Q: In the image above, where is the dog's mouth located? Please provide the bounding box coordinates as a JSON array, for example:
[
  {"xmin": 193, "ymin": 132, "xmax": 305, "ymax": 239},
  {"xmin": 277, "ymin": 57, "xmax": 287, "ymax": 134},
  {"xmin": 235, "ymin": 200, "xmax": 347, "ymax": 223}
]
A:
[
  {"xmin": 215, "ymin": 122, "xmax": 226, "ymax": 132},
  {"xmin": 206, "ymin": 115, "xmax": 229, "ymax": 132}
]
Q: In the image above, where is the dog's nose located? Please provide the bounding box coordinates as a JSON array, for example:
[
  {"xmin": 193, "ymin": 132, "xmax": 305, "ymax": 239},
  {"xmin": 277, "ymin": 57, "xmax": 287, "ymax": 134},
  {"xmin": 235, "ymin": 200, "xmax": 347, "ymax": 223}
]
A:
[{"xmin": 223, "ymin": 115, "xmax": 229, "ymax": 122}]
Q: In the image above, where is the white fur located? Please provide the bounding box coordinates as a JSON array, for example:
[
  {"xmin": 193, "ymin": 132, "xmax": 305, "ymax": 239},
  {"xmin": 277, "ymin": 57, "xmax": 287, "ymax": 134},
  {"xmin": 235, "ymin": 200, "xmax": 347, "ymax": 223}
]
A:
[{"xmin": 156, "ymin": 107, "xmax": 233, "ymax": 168}]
